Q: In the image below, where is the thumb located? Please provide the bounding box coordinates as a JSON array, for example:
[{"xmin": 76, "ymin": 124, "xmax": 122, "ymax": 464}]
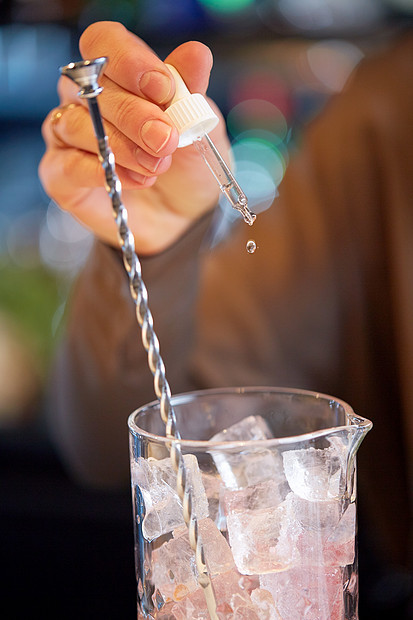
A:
[{"xmin": 164, "ymin": 41, "xmax": 213, "ymax": 96}]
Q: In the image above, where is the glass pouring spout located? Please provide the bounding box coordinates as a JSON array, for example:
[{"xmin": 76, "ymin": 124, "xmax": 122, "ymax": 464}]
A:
[{"xmin": 164, "ymin": 64, "xmax": 256, "ymax": 227}]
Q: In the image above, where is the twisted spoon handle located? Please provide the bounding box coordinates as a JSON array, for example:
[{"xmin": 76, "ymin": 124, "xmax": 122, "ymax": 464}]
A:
[{"xmin": 60, "ymin": 57, "xmax": 218, "ymax": 619}]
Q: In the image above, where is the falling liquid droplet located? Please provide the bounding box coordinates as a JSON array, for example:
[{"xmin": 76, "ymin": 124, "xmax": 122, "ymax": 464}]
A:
[{"xmin": 246, "ymin": 240, "xmax": 257, "ymax": 254}]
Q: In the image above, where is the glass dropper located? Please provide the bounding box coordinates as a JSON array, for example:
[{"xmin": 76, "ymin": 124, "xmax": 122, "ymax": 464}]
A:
[
  {"xmin": 165, "ymin": 64, "xmax": 256, "ymax": 227},
  {"xmin": 194, "ymin": 133, "xmax": 255, "ymax": 226}
]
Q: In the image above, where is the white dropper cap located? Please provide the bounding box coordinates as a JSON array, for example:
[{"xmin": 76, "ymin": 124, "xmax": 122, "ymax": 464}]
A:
[{"xmin": 164, "ymin": 63, "xmax": 219, "ymax": 148}]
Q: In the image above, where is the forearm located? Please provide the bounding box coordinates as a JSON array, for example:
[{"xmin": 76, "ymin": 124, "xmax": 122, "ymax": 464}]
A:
[{"xmin": 46, "ymin": 213, "xmax": 212, "ymax": 488}]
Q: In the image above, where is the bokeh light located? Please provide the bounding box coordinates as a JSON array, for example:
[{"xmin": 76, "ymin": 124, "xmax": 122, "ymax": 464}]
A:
[
  {"xmin": 39, "ymin": 202, "xmax": 93, "ymax": 275},
  {"xmin": 305, "ymin": 40, "xmax": 364, "ymax": 92},
  {"xmin": 6, "ymin": 210, "xmax": 45, "ymax": 269},
  {"xmin": 233, "ymin": 163, "xmax": 277, "ymax": 213},
  {"xmin": 227, "ymin": 99, "xmax": 288, "ymax": 144},
  {"xmin": 198, "ymin": 0, "xmax": 255, "ymax": 14},
  {"xmin": 4, "ymin": 202, "xmax": 93, "ymax": 276},
  {"xmin": 276, "ymin": 0, "xmax": 383, "ymax": 34},
  {"xmin": 232, "ymin": 136, "xmax": 287, "ymax": 187},
  {"xmin": 229, "ymin": 68, "xmax": 294, "ymax": 120}
]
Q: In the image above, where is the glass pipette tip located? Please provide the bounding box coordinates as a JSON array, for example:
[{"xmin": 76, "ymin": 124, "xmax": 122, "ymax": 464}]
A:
[{"xmin": 194, "ymin": 134, "xmax": 256, "ymax": 226}]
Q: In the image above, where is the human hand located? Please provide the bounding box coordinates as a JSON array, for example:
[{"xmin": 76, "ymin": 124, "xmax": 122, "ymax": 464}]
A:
[{"xmin": 39, "ymin": 21, "xmax": 230, "ymax": 254}]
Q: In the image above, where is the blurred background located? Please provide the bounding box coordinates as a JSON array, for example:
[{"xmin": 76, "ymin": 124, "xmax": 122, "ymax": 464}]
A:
[{"xmin": 0, "ymin": 0, "xmax": 412, "ymax": 618}]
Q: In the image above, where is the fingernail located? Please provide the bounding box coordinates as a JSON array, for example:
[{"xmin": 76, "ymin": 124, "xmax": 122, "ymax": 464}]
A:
[
  {"xmin": 136, "ymin": 150, "xmax": 163, "ymax": 173},
  {"xmin": 129, "ymin": 171, "xmax": 155, "ymax": 185},
  {"xmin": 141, "ymin": 119, "xmax": 172, "ymax": 153},
  {"xmin": 139, "ymin": 70, "xmax": 172, "ymax": 104},
  {"xmin": 129, "ymin": 171, "xmax": 147, "ymax": 184}
]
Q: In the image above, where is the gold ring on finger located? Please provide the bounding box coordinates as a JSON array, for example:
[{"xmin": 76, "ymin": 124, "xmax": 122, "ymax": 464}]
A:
[{"xmin": 50, "ymin": 103, "xmax": 76, "ymax": 143}]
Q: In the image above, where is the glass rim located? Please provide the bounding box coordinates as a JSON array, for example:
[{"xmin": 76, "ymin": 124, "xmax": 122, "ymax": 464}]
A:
[{"xmin": 127, "ymin": 386, "xmax": 372, "ymax": 449}]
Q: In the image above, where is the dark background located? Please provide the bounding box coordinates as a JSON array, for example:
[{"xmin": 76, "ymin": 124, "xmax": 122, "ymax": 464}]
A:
[{"xmin": 0, "ymin": 0, "xmax": 412, "ymax": 618}]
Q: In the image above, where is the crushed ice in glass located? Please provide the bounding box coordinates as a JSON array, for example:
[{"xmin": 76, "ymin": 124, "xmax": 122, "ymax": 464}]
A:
[
  {"xmin": 134, "ymin": 415, "xmax": 356, "ymax": 618},
  {"xmin": 131, "ymin": 454, "xmax": 208, "ymax": 541}
]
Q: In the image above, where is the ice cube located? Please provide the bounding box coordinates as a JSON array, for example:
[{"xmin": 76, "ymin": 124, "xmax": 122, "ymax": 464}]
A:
[
  {"xmin": 214, "ymin": 449, "xmax": 287, "ymax": 491},
  {"xmin": 250, "ymin": 588, "xmax": 280, "ymax": 619},
  {"xmin": 275, "ymin": 493, "xmax": 356, "ymax": 567},
  {"xmin": 219, "ymin": 592, "xmax": 260, "ymax": 619},
  {"xmin": 222, "ymin": 479, "xmax": 292, "ymax": 575},
  {"xmin": 152, "ymin": 518, "xmax": 236, "ymax": 601},
  {"xmin": 260, "ymin": 566, "xmax": 344, "ymax": 620},
  {"xmin": 226, "ymin": 503, "xmax": 292, "ymax": 575},
  {"xmin": 243, "ymin": 450, "xmax": 287, "ymax": 489},
  {"xmin": 201, "ymin": 471, "xmax": 224, "ymax": 526},
  {"xmin": 209, "ymin": 415, "xmax": 273, "ymax": 443},
  {"xmin": 165, "ymin": 570, "xmax": 258, "ymax": 619},
  {"xmin": 131, "ymin": 454, "xmax": 208, "ymax": 540},
  {"xmin": 282, "ymin": 443, "xmax": 346, "ymax": 501},
  {"xmin": 224, "ymin": 479, "xmax": 287, "ymax": 514},
  {"xmin": 209, "ymin": 416, "xmax": 286, "ymax": 490},
  {"xmin": 324, "ymin": 501, "xmax": 356, "ymax": 566}
]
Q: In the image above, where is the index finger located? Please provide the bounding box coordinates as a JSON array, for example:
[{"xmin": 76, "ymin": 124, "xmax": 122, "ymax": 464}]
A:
[{"xmin": 79, "ymin": 21, "xmax": 175, "ymax": 105}]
